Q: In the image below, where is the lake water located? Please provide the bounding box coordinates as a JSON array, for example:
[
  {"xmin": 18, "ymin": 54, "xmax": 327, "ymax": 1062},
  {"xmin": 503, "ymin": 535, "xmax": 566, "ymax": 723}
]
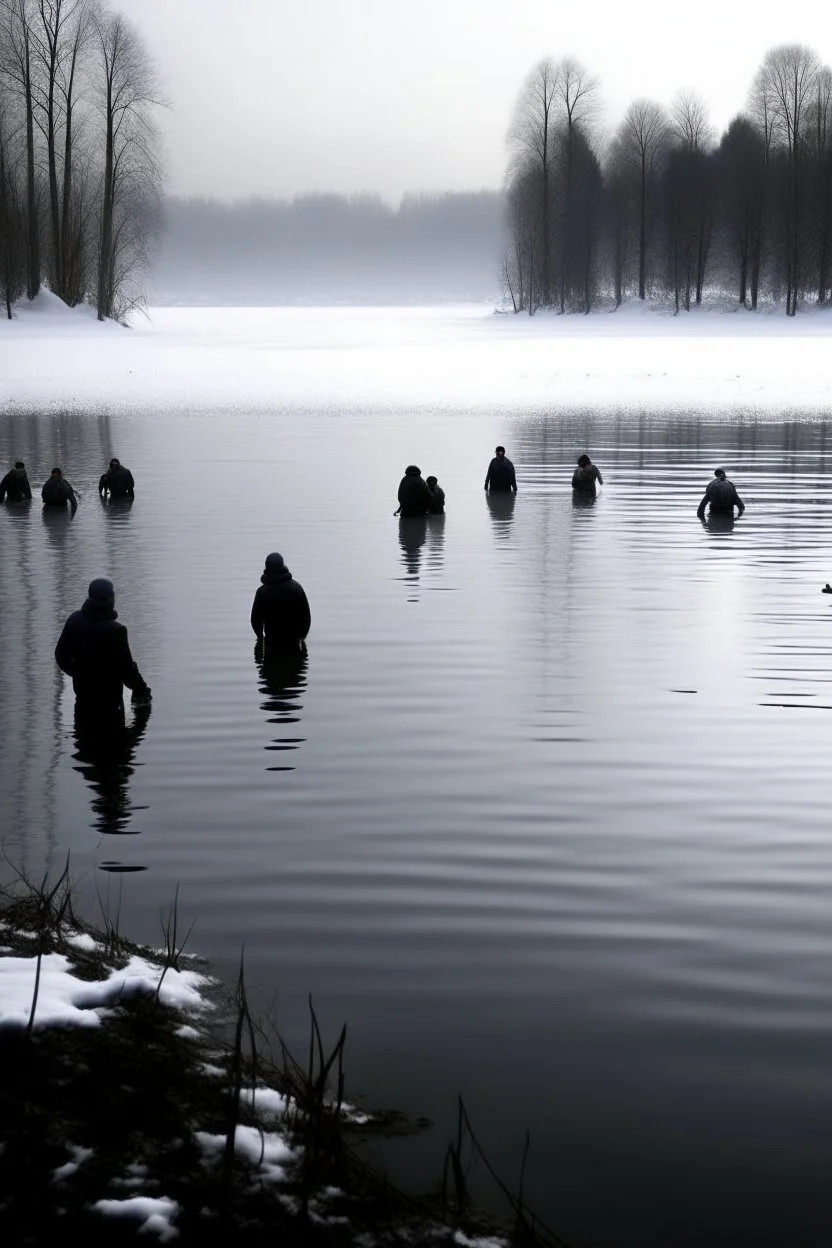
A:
[{"xmin": 3, "ymin": 401, "xmax": 832, "ymax": 1246}]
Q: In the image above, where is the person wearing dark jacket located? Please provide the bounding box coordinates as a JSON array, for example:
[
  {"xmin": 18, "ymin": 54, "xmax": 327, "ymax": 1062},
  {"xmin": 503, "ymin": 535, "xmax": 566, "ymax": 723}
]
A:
[
  {"xmin": 396, "ymin": 464, "xmax": 432, "ymax": 517},
  {"xmin": 0, "ymin": 461, "xmax": 32, "ymax": 503},
  {"xmin": 697, "ymin": 468, "xmax": 745, "ymax": 520},
  {"xmin": 426, "ymin": 475, "xmax": 445, "ymax": 514},
  {"xmin": 41, "ymin": 467, "xmax": 77, "ymax": 514},
  {"xmin": 484, "ymin": 446, "xmax": 517, "ymax": 493},
  {"xmin": 99, "ymin": 458, "xmax": 135, "ymax": 498},
  {"xmin": 572, "ymin": 454, "xmax": 603, "ymax": 493},
  {"xmin": 250, "ymin": 553, "xmax": 311, "ymax": 649},
  {"xmin": 55, "ymin": 578, "xmax": 151, "ymax": 713}
]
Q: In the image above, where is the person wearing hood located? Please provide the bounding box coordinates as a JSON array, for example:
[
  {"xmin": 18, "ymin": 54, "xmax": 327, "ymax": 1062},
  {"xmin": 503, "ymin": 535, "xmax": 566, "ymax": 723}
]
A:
[
  {"xmin": 697, "ymin": 468, "xmax": 745, "ymax": 521},
  {"xmin": 99, "ymin": 457, "xmax": 135, "ymax": 499},
  {"xmin": 250, "ymin": 553, "xmax": 311, "ymax": 649},
  {"xmin": 426, "ymin": 475, "xmax": 445, "ymax": 514},
  {"xmin": 41, "ymin": 467, "xmax": 77, "ymax": 515},
  {"xmin": 396, "ymin": 464, "xmax": 432, "ymax": 517},
  {"xmin": 55, "ymin": 578, "xmax": 151, "ymax": 713},
  {"xmin": 0, "ymin": 461, "xmax": 32, "ymax": 503},
  {"xmin": 572, "ymin": 454, "xmax": 603, "ymax": 494},
  {"xmin": 484, "ymin": 446, "xmax": 517, "ymax": 493}
]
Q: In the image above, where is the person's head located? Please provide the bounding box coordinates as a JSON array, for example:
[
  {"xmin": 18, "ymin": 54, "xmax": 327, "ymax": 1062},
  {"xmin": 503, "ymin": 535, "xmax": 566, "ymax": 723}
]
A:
[
  {"xmin": 577, "ymin": 454, "xmax": 591, "ymax": 468},
  {"xmin": 109, "ymin": 457, "xmax": 120, "ymax": 469},
  {"xmin": 714, "ymin": 467, "xmax": 726, "ymax": 479},
  {"xmin": 87, "ymin": 577, "xmax": 115, "ymax": 608},
  {"xmin": 404, "ymin": 464, "xmax": 421, "ymax": 477},
  {"xmin": 14, "ymin": 460, "xmax": 24, "ymax": 471},
  {"xmin": 495, "ymin": 446, "xmax": 505, "ymax": 457},
  {"xmin": 426, "ymin": 475, "xmax": 438, "ymax": 487},
  {"xmin": 264, "ymin": 552, "xmax": 285, "ymax": 573},
  {"xmin": 51, "ymin": 467, "xmax": 62, "ymax": 478}
]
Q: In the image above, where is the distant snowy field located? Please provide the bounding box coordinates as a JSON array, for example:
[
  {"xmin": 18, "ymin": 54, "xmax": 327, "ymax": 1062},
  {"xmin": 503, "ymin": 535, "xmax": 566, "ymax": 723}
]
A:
[{"xmin": 1, "ymin": 293, "xmax": 831, "ymax": 414}]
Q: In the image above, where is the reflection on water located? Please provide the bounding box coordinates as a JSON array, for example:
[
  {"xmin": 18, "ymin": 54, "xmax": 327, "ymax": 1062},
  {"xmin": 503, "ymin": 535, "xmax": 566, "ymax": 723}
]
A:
[
  {"xmin": 5, "ymin": 406, "xmax": 832, "ymax": 1245},
  {"xmin": 72, "ymin": 703, "xmax": 151, "ymax": 835},
  {"xmin": 255, "ymin": 641, "xmax": 308, "ymax": 772}
]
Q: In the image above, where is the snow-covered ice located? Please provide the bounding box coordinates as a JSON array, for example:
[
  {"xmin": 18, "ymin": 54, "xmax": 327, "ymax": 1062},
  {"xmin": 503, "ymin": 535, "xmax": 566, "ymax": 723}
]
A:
[
  {"xmin": 0, "ymin": 952, "xmax": 211, "ymax": 1029},
  {"xmin": 92, "ymin": 1194, "xmax": 180, "ymax": 1241},
  {"xmin": 1, "ymin": 293, "xmax": 831, "ymax": 415}
]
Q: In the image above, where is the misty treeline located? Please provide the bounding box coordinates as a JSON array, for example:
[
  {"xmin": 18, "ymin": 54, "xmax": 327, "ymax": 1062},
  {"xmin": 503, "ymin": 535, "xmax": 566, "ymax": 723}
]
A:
[
  {"xmin": 504, "ymin": 45, "xmax": 832, "ymax": 315},
  {"xmin": 153, "ymin": 193, "xmax": 502, "ymax": 305},
  {"xmin": 0, "ymin": 0, "xmax": 162, "ymax": 322}
]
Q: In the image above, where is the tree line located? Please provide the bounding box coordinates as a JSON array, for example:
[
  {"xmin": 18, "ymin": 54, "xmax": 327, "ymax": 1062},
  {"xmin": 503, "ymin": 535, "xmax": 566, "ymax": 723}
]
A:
[
  {"xmin": 0, "ymin": 0, "xmax": 162, "ymax": 322},
  {"xmin": 503, "ymin": 45, "xmax": 832, "ymax": 315}
]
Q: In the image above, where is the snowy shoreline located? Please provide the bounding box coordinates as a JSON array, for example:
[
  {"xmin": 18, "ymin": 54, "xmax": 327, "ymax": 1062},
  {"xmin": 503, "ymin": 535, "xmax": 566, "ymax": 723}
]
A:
[{"xmin": 1, "ymin": 292, "xmax": 831, "ymax": 417}]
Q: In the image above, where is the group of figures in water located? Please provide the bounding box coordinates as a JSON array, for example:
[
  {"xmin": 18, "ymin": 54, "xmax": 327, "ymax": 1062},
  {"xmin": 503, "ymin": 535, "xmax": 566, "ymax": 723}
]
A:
[{"xmin": 0, "ymin": 442, "xmax": 754, "ymax": 842}]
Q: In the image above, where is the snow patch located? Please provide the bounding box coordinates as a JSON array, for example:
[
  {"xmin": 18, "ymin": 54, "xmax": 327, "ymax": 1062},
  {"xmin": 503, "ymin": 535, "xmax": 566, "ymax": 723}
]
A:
[
  {"xmin": 196, "ymin": 1125, "xmax": 295, "ymax": 1183},
  {"xmin": 92, "ymin": 1195, "xmax": 180, "ymax": 1241},
  {"xmin": 63, "ymin": 931, "xmax": 99, "ymax": 952},
  {"xmin": 52, "ymin": 1143, "xmax": 94, "ymax": 1181},
  {"xmin": 239, "ymin": 1086, "xmax": 287, "ymax": 1120}
]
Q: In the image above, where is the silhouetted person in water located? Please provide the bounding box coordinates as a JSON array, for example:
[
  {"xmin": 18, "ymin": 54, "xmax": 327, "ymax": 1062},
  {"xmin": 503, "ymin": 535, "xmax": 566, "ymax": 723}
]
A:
[
  {"xmin": 697, "ymin": 468, "xmax": 745, "ymax": 521},
  {"xmin": 72, "ymin": 699, "xmax": 152, "ymax": 835},
  {"xmin": 396, "ymin": 464, "xmax": 432, "ymax": 517},
  {"xmin": 251, "ymin": 552, "xmax": 311, "ymax": 649},
  {"xmin": 572, "ymin": 453, "xmax": 603, "ymax": 494},
  {"xmin": 426, "ymin": 475, "xmax": 445, "ymax": 514},
  {"xmin": 41, "ymin": 466, "xmax": 77, "ymax": 514},
  {"xmin": 55, "ymin": 578, "xmax": 151, "ymax": 714},
  {"xmin": 484, "ymin": 446, "xmax": 517, "ymax": 493},
  {"xmin": 99, "ymin": 457, "xmax": 135, "ymax": 499},
  {"xmin": 0, "ymin": 460, "xmax": 32, "ymax": 503}
]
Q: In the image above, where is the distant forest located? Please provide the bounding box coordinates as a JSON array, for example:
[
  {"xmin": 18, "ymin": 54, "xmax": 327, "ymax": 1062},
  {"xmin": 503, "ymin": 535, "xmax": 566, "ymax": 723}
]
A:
[
  {"xmin": 150, "ymin": 192, "xmax": 503, "ymax": 305},
  {"xmin": 504, "ymin": 43, "xmax": 832, "ymax": 315}
]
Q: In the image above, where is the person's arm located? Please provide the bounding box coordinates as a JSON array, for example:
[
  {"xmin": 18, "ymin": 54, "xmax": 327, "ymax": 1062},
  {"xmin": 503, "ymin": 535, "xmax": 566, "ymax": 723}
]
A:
[
  {"xmin": 595, "ymin": 467, "xmax": 604, "ymax": 485},
  {"xmin": 697, "ymin": 494, "xmax": 708, "ymax": 520},
  {"xmin": 118, "ymin": 628, "xmax": 151, "ymax": 697},
  {"xmin": 0, "ymin": 474, "xmax": 7, "ymax": 503},
  {"xmin": 298, "ymin": 588, "xmax": 311, "ymax": 638},
  {"xmin": 55, "ymin": 621, "xmax": 75, "ymax": 676},
  {"xmin": 734, "ymin": 489, "xmax": 745, "ymax": 515},
  {"xmin": 250, "ymin": 589, "xmax": 264, "ymax": 638},
  {"xmin": 484, "ymin": 462, "xmax": 491, "ymax": 490},
  {"xmin": 98, "ymin": 474, "xmax": 109, "ymax": 495},
  {"xmin": 510, "ymin": 463, "xmax": 517, "ymax": 492},
  {"xmin": 67, "ymin": 485, "xmax": 78, "ymax": 515},
  {"xmin": 126, "ymin": 471, "xmax": 135, "ymax": 498},
  {"xmin": 22, "ymin": 477, "xmax": 31, "ymax": 500}
]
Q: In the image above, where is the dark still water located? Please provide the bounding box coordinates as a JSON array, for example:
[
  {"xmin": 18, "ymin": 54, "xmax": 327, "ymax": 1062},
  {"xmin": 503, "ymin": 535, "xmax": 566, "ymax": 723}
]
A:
[{"xmin": 3, "ymin": 406, "xmax": 832, "ymax": 1245}]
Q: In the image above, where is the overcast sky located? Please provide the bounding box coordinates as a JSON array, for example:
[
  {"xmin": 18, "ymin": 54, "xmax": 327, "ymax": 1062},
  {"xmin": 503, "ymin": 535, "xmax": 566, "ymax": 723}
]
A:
[{"xmin": 117, "ymin": 0, "xmax": 831, "ymax": 203}]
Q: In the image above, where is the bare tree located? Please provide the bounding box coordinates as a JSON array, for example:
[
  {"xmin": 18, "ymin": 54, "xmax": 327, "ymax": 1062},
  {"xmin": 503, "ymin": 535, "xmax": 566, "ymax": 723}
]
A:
[
  {"xmin": 94, "ymin": 10, "xmax": 161, "ymax": 320},
  {"xmin": 614, "ymin": 99, "xmax": 669, "ymax": 299},
  {"xmin": 553, "ymin": 56, "xmax": 599, "ymax": 312},
  {"xmin": 0, "ymin": 0, "xmax": 41, "ymax": 297},
  {"xmin": 507, "ymin": 58, "xmax": 558, "ymax": 306},
  {"xmin": 0, "ymin": 84, "xmax": 26, "ymax": 315},
  {"xmin": 754, "ymin": 44, "xmax": 820, "ymax": 313}
]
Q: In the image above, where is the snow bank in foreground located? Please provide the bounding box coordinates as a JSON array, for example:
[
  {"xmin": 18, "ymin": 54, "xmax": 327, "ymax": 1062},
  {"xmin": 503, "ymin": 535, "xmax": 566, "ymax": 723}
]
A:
[
  {"xmin": 1, "ymin": 302, "xmax": 831, "ymax": 415},
  {"xmin": 0, "ymin": 952, "xmax": 210, "ymax": 1030}
]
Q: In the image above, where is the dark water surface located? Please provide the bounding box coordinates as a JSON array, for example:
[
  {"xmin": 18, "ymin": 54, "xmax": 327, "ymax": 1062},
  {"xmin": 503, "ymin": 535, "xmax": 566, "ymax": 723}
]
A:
[{"xmin": 3, "ymin": 406, "xmax": 832, "ymax": 1245}]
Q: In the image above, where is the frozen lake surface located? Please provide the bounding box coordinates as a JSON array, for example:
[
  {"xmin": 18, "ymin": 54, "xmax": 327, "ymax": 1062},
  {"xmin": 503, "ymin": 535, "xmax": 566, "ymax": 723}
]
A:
[{"xmin": 3, "ymin": 303, "xmax": 832, "ymax": 1245}]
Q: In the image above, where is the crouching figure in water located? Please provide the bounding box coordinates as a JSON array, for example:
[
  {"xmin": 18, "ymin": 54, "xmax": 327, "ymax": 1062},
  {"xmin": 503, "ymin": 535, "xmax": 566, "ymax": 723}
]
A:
[
  {"xmin": 396, "ymin": 464, "xmax": 432, "ymax": 517},
  {"xmin": 251, "ymin": 552, "xmax": 311, "ymax": 650},
  {"xmin": 426, "ymin": 475, "xmax": 445, "ymax": 514},
  {"xmin": 55, "ymin": 578, "xmax": 151, "ymax": 715}
]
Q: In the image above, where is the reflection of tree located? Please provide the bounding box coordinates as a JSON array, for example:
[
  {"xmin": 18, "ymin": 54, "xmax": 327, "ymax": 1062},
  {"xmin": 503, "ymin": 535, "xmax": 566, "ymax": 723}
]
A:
[
  {"xmin": 72, "ymin": 702, "xmax": 151, "ymax": 835},
  {"xmin": 398, "ymin": 516, "xmax": 428, "ymax": 580},
  {"xmin": 486, "ymin": 491, "xmax": 516, "ymax": 540},
  {"xmin": 255, "ymin": 642, "xmax": 308, "ymax": 772}
]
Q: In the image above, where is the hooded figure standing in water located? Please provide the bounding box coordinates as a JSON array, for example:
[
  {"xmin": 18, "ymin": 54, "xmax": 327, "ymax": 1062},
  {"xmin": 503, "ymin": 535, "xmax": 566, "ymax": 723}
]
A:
[
  {"xmin": 251, "ymin": 553, "xmax": 311, "ymax": 650},
  {"xmin": 572, "ymin": 454, "xmax": 603, "ymax": 494},
  {"xmin": 0, "ymin": 461, "xmax": 32, "ymax": 503},
  {"xmin": 55, "ymin": 578, "xmax": 151, "ymax": 714},
  {"xmin": 396, "ymin": 464, "xmax": 432, "ymax": 517},
  {"xmin": 41, "ymin": 467, "xmax": 77, "ymax": 515},
  {"xmin": 484, "ymin": 446, "xmax": 517, "ymax": 493},
  {"xmin": 99, "ymin": 457, "xmax": 135, "ymax": 499},
  {"xmin": 697, "ymin": 468, "xmax": 745, "ymax": 520}
]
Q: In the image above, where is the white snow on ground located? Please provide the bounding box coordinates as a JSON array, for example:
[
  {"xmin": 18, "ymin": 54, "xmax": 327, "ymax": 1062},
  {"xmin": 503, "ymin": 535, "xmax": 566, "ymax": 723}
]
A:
[
  {"xmin": 196, "ymin": 1125, "xmax": 295, "ymax": 1183},
  {"xmin": 453, "ymin": 1233, "xmax": 509, "ymax": 1248},
  {"xmin": 52, "ymin": 1143, "xmax": 94, "ymax": 1181},
  {"xmin": 0, "ymin": 952, "xmax": 211, "ymax": 1029},
  {"xmin": 92, "ymin": 1195, "xmax": 180, "ymax": 1241},
  {"xmin": 174, "ymin": 1024, "xmax": 201, "ymax": 1040},
  {"xmin": 63, "ymin": 931, "xmax": 99, "ymax": 951},
  {"xmin": 1, "ymin": 292, "xmax": 831, "ymax": 414},
  {"xmin": 240, "ymin": 1086, "xmax": 287, "ymax": 1120}
]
